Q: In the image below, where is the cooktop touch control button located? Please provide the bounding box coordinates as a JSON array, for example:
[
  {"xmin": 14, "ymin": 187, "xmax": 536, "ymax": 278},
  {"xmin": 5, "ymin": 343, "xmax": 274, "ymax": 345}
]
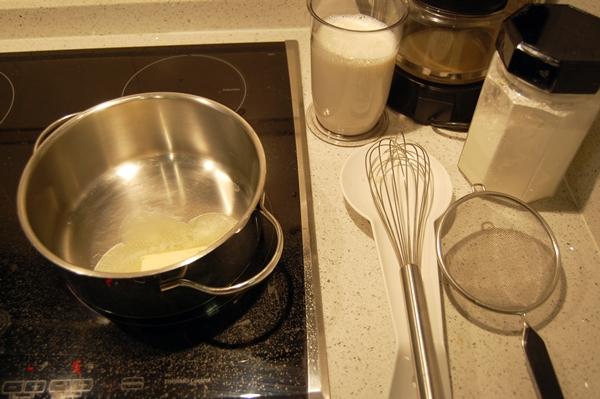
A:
[
  {"xmin": 1, "ymin": 380, "xmax": 23, "ymax": 393},
  {"xmin": 23, "ymin": 380, "xmax": 46, "ymax": 393}
]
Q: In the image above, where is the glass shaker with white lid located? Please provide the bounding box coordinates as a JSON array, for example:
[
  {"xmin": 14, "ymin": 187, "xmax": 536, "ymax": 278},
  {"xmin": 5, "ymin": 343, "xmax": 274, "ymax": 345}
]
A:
[{"xmin": 458, "ymin": 4, "xmax": 600, "ymax": 203}]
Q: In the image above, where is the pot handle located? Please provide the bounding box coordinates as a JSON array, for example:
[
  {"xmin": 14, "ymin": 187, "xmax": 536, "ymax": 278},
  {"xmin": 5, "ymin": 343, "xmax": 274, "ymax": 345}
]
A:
[
  {"xmin": 34, "ymin": 113, "xmax": 78, "ymax": 152},
  {"xmin": 160, "ymin": 204, "xmax": 284, "ymax": 296}
]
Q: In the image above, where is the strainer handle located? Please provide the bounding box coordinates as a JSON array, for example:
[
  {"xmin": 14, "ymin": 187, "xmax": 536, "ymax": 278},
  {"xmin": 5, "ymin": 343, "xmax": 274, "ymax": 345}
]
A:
[
  {"xmin": 401, "ymin": 264, "xmax": 445, "ymax": 399},
  {"xmin": 522, "ymin": 321, "xmax": 564, "ymax": 399}
]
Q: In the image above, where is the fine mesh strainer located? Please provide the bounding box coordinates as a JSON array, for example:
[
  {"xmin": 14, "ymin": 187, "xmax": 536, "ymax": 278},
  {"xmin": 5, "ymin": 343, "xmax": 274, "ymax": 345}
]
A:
[{"xmin": 435, "ymin": 186, "xmax": 564, "ymax": 399}]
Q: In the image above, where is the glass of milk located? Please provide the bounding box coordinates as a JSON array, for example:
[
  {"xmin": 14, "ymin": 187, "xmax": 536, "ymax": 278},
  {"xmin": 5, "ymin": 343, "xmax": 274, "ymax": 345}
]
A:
[{"xmin": 307, "ymin": 0, "xmax": 407, "ymax": 146}]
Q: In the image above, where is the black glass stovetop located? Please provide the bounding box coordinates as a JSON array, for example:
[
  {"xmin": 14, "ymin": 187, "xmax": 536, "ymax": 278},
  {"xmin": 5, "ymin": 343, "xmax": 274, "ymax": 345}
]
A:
[{"xmin": 0, "ymin": 42, "xmax": 308, "ymax": 398}]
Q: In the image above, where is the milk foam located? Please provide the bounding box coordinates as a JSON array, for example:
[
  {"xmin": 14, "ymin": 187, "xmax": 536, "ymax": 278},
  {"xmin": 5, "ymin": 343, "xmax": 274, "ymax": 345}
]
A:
[{"xmin": 316, "ymin": 14, "xmax": 399, "ymax": 62}]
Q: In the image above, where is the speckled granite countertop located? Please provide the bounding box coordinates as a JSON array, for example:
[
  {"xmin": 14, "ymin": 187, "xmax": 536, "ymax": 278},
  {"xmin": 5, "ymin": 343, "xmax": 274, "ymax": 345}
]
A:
[{"xmin": 1, "ymin": 1, "xmax": 600, "ymax": 398}]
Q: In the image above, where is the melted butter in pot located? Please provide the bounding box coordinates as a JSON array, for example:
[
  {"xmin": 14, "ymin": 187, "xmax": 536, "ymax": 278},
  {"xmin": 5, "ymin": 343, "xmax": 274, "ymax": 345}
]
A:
[{"xmin": 95, "ymin": 211, "xmax": 236, "ymax": 273}]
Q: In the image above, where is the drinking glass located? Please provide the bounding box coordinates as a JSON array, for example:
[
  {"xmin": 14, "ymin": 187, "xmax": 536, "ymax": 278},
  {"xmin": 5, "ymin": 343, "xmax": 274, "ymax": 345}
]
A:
[{"xmin": 307, "ymin": 0, "xmax": 407, "ymax": 146}]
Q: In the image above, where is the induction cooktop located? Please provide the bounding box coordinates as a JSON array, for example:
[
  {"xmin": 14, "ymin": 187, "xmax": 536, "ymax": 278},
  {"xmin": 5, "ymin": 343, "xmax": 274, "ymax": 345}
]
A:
[{"xmin": 0, "ymin": 40, "xmax": 328, "ymax": 399}]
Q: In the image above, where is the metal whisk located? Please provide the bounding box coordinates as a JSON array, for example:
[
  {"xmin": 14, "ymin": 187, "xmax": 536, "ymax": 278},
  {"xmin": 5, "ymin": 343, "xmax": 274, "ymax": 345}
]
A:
[{"xmin": 365, "ymin": 136, "xmax": 444, "ymax": 399}]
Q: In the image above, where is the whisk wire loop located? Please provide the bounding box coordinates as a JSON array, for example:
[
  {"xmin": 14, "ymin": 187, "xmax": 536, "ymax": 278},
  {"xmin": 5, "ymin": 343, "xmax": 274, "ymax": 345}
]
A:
[{"xmin": 365, "ymin": 136, "xmax": 433, "ymax": 267}]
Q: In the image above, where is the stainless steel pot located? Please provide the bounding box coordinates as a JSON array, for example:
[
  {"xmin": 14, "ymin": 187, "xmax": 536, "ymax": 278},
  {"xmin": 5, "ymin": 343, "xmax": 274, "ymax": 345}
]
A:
[{"xmin": 17, "ymin": 92, "xmax": 284, "ymax": 320}]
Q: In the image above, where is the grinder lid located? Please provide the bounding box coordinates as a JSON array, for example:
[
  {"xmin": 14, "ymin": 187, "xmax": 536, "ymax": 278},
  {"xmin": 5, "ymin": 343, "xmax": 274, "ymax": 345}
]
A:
[{"xmin": 497, "ymin": 4, "xmax": 600, "ymax": 94}]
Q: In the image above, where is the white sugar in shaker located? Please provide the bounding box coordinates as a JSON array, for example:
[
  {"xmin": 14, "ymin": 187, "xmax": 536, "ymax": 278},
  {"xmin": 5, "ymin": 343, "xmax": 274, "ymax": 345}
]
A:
[{"xmin": 458, "ymin": 4, "xmax": 600, "ymax": 203}]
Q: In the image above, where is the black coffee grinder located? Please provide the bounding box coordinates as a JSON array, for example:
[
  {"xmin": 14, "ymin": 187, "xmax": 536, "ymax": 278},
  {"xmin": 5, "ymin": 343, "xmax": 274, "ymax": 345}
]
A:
[{"xmin": 387, "ymin": 0, "xmax": 508, "ymax": 131}]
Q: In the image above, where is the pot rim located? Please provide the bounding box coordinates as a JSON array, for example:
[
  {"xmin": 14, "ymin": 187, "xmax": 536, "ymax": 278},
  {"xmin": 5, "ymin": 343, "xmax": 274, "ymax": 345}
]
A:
[{"xmin": 17, "ymin": 92, "xmax": 267, "ymax": 280}]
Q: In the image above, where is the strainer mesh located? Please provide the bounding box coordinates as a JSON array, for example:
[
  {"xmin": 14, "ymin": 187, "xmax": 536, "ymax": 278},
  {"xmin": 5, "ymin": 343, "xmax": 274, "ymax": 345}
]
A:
[{"xmin": 438, "ymin": 194, "xmax": 558, "ymax": 313}]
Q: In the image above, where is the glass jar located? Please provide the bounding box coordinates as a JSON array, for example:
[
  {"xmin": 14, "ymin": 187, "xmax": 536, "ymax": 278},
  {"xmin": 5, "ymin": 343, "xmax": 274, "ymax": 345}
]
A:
[
  {"xmin": 396, "ymin": 0, "xmax": 507, "ymax": 85},
  {"xmin": 458, "ymin": 4, "xmax": 600, "ymax": 203},
  {"xmin": 387, "ymin": 0, "xmax": 507, "ymax": 130}
]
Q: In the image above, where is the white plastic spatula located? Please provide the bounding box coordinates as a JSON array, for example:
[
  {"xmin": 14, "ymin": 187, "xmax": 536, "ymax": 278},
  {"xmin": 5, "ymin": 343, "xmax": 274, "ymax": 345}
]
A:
[{"xmin": 340, "ymin": 143, "xmax": 454, "ymax": 399}]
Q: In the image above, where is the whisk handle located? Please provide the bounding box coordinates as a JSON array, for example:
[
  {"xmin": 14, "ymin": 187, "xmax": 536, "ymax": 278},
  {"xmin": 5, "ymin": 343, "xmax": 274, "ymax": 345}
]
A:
[{"xmin": 401, "ymin": 264, "xmax": 445, "ymax": 399}]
